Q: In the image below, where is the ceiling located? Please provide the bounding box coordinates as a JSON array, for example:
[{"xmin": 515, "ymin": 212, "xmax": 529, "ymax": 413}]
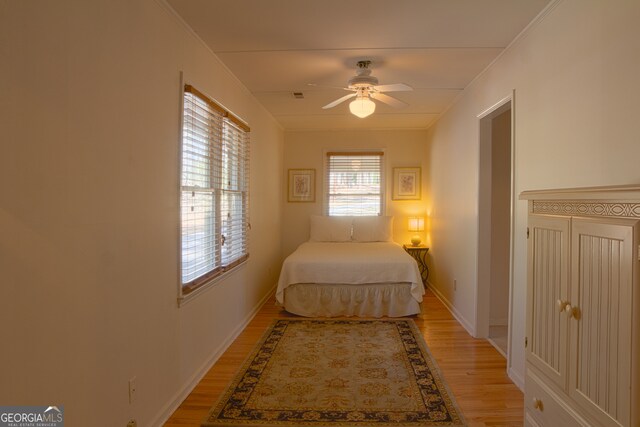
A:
[{"xmin": 167, "ymin": 0, "xmax": 552, "ymax": 131}]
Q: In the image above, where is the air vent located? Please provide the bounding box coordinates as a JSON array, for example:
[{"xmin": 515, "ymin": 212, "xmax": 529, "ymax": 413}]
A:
[{"xmin": 293, "ymin": 92, "xmax": 304, "ymax": 99}]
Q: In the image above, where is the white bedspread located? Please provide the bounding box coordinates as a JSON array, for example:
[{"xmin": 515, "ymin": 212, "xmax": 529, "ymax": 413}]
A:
[{"xmin": 276, "ymin": 242, "xmax": 424, "ymax": 304}]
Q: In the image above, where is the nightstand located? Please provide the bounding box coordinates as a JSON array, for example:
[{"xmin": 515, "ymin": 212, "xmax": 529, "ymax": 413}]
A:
[{"xmin": 403, "ymin": 244, "xmax": 429, "ymax": 286}]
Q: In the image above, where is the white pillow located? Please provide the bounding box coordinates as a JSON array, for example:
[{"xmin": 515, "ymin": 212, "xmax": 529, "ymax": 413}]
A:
[
  {"xmin": 309, "ymin": 215, "xmax": 353, "ymax": 242},
  {"xmin": 352, "ymin": 216, "xmax": 394, "ymax": 242}
]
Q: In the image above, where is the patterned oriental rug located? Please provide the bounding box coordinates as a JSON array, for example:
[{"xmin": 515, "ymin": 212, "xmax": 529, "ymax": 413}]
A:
[{"xmin": 203, "ymin": 319, "xmax": 466, "ymax": 426}]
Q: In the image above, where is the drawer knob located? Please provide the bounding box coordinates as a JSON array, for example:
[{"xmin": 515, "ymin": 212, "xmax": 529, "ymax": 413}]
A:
[
  {"xmin": 564, "ymin": 304, "xmax": 573, "ymax": 316},
  {"xmin": 556, "ymin": 299, "xmax": 569, "ymax": 312},
  {"xmin": 565, "ymin": 304, "xmax": 580, "ymax": 319},
  {"xmin": 532, "ymin": 397, "xmax": 543, "ymax": 411}
]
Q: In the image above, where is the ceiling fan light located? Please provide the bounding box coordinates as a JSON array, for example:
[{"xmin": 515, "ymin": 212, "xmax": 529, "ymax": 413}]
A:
[{"xmin": 349, "ymin": 97, "xmax": 376, "ymax": 118}]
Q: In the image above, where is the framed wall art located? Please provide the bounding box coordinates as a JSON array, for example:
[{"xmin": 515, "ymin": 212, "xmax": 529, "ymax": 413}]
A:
[
  {"xmin": 288, "ymin": 169, "xmax": 316, "ymax": 202},
  {"xmin": 392, "ymin": 167, "xmax": 421, "ymax": 200}
]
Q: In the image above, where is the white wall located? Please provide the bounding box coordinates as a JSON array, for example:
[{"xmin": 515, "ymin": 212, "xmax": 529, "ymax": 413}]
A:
[
  {"xmin": 282, "ymin": 130, "xmax": 429, "ymax": 256},
  {"xmin": 0, "ymin": 1, "xmax": 283, "ymax": 425},
  {"xmin": 426, "ymin": 0, "xmax": 640, "ymax": 388}
]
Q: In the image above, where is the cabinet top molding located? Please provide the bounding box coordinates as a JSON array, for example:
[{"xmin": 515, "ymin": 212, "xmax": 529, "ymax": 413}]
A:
[{"xmin": 520, "ymin": 184, "xmax": 640, "ymax": 201}]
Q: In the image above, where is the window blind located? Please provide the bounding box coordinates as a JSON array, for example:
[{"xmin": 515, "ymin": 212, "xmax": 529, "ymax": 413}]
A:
[
  {"xmin": 180, "ymin": 85, "xmax": 250, "ymax": 295},
  {"xmin": 325, "ymin": 152, "xmax": 383, "ymax": 216},
  {"xmin": 221, "ymin": 118, "xmax": 250, "ymax": 267}
]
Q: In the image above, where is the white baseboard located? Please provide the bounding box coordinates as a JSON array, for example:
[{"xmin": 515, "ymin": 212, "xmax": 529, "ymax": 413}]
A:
[
  {"xmin": 427, "ymin": 282, "xmax": 525, "ymax": 393},
  {"xmin": 487, "ymin": 337, "xmax": 507, "ymax": 358},
  {"xmin": 151, "ymin": 283, "xmax": 277, "ymax": 426},
  {"xmin": 508, "ymin": 366, "xmax": 525, "ymax": 391},
  {"xmin": 426, "ymin": 282, "xmax": 476, "ymax": 336},
  {"xmin": 489, "ymin": 317, "xmax": 509, "ymax": 327}
]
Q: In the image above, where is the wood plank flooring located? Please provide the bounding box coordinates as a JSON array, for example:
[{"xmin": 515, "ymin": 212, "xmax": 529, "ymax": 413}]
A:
[{"xmin": 164, "ymin": 289, "xmax": 524, "ymax": 426}]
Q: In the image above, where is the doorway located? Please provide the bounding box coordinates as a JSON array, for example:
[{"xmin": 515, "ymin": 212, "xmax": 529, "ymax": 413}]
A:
[{"xmin": 476, "ymin": 95, "xmax": 514, "ymax": 364}]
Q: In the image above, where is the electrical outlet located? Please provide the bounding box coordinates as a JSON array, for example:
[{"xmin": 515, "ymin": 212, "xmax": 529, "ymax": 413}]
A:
[
  {"xmin": 454, "ymin": 279, "xmax": 457, "ymax": 291},
  {"xmin": 127, "ymin": 419, "xmax": 137, "ymax": 427},
  {"xmin": 128, "ymin": 377, "xmax": 137, "ymax": 404}
]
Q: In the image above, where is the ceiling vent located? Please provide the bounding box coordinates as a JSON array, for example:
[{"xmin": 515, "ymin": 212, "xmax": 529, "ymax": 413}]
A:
[{"xmin": 293, "ymin": 92, "xmax": 304, "ymax": 99}]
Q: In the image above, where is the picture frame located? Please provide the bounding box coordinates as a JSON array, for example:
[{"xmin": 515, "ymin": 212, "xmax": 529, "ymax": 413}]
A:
[
  {"xmin": 392, "ymin": 167, "xmax": 421, "ymax": 200},
  {"xmin": 288, "ymin": 169, "xmax": 316, "ymax": 202}
]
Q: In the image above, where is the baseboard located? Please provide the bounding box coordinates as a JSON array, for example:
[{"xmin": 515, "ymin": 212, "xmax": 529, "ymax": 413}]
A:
[
  {"xmin": 428, "ymin": 282, "xmax": 525, "ymax": 393},
  {"xmin": 508, "ymin": 366, "xmax": 525, "ymax": 392},
  {"xmin": 426, "ymin": 282, "xmax": 476, "ymax": 336},
  {"xmin": 487, "ymin": 337, "xmax": 507, "ymax": 358},
  {"xmin": 151, "ymin": 283, "xmax": 277, "ymax": 426},
  {"xmin": 489, "ymin": 317, "xmax": 509, "ymax": 327}
]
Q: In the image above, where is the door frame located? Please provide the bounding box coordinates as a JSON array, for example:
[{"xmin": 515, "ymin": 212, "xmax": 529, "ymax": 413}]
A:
[{"xmin": 475, "ymin": 91, "xmax": 516, "ymax": 370}]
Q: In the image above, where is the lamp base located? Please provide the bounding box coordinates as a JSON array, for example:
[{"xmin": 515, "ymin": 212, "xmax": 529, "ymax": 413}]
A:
[{"xmin": 411, "ymin": 235, "xmax": 422, "ymax": 246}]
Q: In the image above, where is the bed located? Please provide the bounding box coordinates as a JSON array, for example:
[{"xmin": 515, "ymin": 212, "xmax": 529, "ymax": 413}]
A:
[{"xmin": 276, "ymin": 215, "xmax": 424, "ymax": 317}]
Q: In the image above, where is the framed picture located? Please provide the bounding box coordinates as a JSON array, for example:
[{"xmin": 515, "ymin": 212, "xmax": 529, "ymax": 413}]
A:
[
  {"xmin": 392, "ymin": 167, "xmax": 421, "ymax": 200},
  {"xmin": 288, "ymin": 169, "xmax": 315, "ymax": 202}
]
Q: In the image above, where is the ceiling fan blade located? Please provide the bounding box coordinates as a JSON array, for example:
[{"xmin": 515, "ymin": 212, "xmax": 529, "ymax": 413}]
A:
[
  {"xmin": 373, "ymin": 83, "xmax": 413, "ymax": 92},
  {"xmin": 370, "ymin": 92, "xmax": 407, "ymax": 108},
  {"xmin": 322, "ymin": 93, "xmax": 357, "ymax": 109}
]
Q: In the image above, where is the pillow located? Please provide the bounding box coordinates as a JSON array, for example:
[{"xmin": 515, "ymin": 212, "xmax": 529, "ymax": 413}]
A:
[
  {"xmin": 309, "ymin": 215, "xmax": 353, "ymax": 242},
  {"xmin": 352, "ymin": 216, "xmax": 394, "ymax": 242}
]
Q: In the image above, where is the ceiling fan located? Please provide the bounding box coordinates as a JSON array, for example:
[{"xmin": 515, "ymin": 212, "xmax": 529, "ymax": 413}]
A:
[{"xmin": 312, "ymin": 60, "xmax": 413, "ymax": 118}]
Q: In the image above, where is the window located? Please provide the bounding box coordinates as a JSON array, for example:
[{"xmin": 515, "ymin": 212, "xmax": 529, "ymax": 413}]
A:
[
  {"xmin": 180, "ymin": 84, "xmax": 250, "ymax": 296},
  {"xmin": 325, "ymin": 152, "xmax": 383, "ymax": 216}
]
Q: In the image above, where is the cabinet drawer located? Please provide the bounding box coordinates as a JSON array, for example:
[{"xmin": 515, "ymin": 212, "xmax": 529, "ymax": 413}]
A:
[{"xmin": 525, "ymin": 371, "xmax": 586, "ymax": 427}]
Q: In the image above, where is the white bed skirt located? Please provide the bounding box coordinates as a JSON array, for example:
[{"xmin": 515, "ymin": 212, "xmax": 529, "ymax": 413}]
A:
[{"xmin": 281, "ymin": 283, "xmax": 421, "ymax": 318}]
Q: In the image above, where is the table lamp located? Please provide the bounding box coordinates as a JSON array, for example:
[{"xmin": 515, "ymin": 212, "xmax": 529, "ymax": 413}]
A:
[{"xmin": 408, "ymin": 217, "xmax": 425, "ymax": 246}]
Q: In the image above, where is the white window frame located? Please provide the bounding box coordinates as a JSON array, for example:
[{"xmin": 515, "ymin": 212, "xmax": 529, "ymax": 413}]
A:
[
  {"xmin": 178, "ymin": 82, "xmax": 250, "ymax": 304},
  {"xmin": 323, "ymin": 150, "xmax": 385, "ymax": 216}
]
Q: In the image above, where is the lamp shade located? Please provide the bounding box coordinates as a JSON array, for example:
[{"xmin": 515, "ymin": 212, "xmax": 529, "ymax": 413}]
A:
[
  {"xmin": 408, "ymin": 216, "xmax": 425, "ymax": 246},
  {"xmin": 408, "ymin": 217, "xmax": 425, "ymax": 232},
  {"xmin": 349, "ymin": 96, "xmax": 376, "ymax": 118}
]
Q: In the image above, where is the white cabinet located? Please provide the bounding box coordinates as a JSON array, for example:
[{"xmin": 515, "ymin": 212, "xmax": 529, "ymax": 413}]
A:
[{"xmin": 521, "ymin": 186, "xmax": 640, "ymax": 427}]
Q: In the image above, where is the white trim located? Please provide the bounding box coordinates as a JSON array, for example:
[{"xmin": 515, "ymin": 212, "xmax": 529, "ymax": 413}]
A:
[
  {"xmin": 429, "ymin": 281, "xmax": 525, "ymax": 393},
  {"xmin": 474, "ymin": 111, "xmax": 490, "ymax": 338},
  {"xmin": 474, "ymin": 92, "xmax": 517, "ymax": 383},
  {"xmin": 489, "ymin": 317, "xmax": 509, "ymax": 326},
  {"xmin": 505, "ymin": 94, "xmax": 518, "ymax": 388},
  {"xmin": 152, "ymin": 284, "xmax": 277, "ymax": 426},
  {"xmin": 474, "ymin": 92, "xmax": 514, "ymax": 337},
  {"xmin": 487, "ymin": 337, "xmax": 507, "ymax": 358},
  {"xmin": 427, "ymin": 282, "xmax": 475, "ymax": 337},
  {"xmin": 477, "ymin": 95, "xmax": 512, "ymax": 120},
  {"xmin": 520, "ymin": 184, "xmax": 640, "ymax": 200},
  {"xmin": 508, "ymin": 366, "xmax": 525, "ymax": 392}
]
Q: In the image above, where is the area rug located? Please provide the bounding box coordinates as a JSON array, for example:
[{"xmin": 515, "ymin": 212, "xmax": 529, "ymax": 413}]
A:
[{"xmin": 202, "ymin": 319, "xmax": 466, "ymax": 426}]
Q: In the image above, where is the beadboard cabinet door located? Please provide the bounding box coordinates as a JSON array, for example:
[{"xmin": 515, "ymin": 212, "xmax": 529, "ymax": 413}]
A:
[
  {"xmin": 569, "ymin": 218, "xmax": 639, "ymax": 427},
  {"xmin": 521, "ymin": 185, "xmax": 640, "ymax": 427},
  {"xmin": 526, "ymin": 214, "xmax": 571, "ymax": 390}
]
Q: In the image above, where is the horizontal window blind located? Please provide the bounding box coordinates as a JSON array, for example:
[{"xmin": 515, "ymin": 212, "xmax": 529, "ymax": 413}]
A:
[
  {"xmin": 221, "ymin": 118, "xmax": 249, "ymax": 267},
  {"xmin": 325, "ymin": 152, "xmax": 383, "ymax": 216},
  {"xmin": 180, "ymin": 85, "xmax": 250, "ymax": 295}
]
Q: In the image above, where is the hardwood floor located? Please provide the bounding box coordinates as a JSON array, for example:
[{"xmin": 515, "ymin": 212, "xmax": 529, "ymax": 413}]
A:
[{"xmin": 164, "ymin": 288, "xmax": 524, "ymax": 426}]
